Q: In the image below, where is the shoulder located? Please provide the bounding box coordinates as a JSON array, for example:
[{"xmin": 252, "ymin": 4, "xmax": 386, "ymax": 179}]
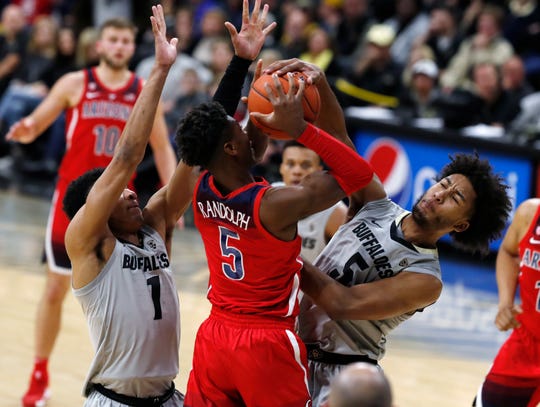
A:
[{"xmin": 515, "ymin": 198, "xmax": 540, "ymax": 222}]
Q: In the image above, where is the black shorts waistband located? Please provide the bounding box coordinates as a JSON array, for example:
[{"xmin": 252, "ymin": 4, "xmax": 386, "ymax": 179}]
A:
[
  {"xmin": 92, "ymin": 382, "xmax": 175, "ymax": 406},
  {"xmin": 306, "ymin": 343, "xmax": 378, "ymax": 366}
]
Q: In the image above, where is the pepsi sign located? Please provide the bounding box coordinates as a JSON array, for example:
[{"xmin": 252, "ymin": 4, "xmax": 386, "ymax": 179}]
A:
[{"xmin": 353, "ymin": 131, "xmax": 533, "ymax": 251}]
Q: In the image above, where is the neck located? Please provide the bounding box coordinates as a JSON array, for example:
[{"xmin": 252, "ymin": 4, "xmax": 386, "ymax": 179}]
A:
[
  {"xmin": 95, "ymin": 64, "xmax": 131, "ymax": 88},
  {"xmin": 400, "ymin": 213, "xmax": 439, "ymax": 249}
]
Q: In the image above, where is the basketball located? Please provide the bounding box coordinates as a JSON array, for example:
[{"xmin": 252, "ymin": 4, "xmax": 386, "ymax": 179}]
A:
[{"xmin": 247, "ymin": 72, "xmax": 321, "ymax": 139}]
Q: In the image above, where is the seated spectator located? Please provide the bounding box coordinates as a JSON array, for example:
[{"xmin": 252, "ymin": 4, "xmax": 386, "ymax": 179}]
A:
[
  {"xmin": 401, "ymin": 43, "xmax": 435, "ymax": 87},
  {"xmin": 417, "ymin": 3, "xmax": 463, "ymax": 70},
  {"xmin": 75, "ymin": 27, "xmax": 100, "ymax": 68},
  {"xmin": 277, "ymin": 4, "xmax": 313, "ymax": 59},
  {"xmin": 0, "ymin": 4, "xmax": 27, "ymax": 99},
  {"xmin": 437, "ymin": 62, "xmax": 521, "ymax": 128},
  {"xmin": 334, "ymin": 24, "xmax": 402, "ymax": 108},
  {"xmin": 191, "ymin": 6, "xmax": 228, "ymax": 67},
  {"xmin": 333, "ymin": 0, "xmax": 373, "ymax": 62},
  {"xmin": 501, "ymin": 55, "xmax": 535, "ymax": 101},
  {"xmin": 397, "ymin": 58, "xmax": 444, "ymax": 124},
  {"xmin": 164, "ymin": 67, "xmax": 210, "ymax": 138},
  {"xmin": 440, "ymin": 4, "xmax": 514, "ymax": 91},
  {"xmin": 384, "ymin": 0, "xmax": 430, "ymax": 68},
  {"xmin": 503, "ymin": 0, "xmax": 540, "ymax": 83},
  {"xmin": 300, "ymin": 27, "xmax": 341, "ymax": 78}
]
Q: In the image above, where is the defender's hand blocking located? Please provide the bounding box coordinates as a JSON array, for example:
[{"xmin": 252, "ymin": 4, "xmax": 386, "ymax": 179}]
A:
[
  {"xmin": 249, "ymin": 73, "xmax": 320, "ymax": 139},
  {"xmin": 225, "ymin": 0, "xmax": 276, "ymax": 61},
  {"xmin": 150, "ymin": 5, "xmax": 177, "ymax": 68}
]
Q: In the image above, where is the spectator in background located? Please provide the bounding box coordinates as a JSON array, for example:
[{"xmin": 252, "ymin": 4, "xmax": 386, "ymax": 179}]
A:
[
  {"xmin": 174, "ymin": 6, "xmax": 197, "ymax": 56},
  {"xmin": 333, "ymin": 0, "xmax": 373, "ymax": 63},
  {"xmin": 136, "ymin": 21, "xmax": 213, "ymax": 117},
  {"xmin": 75, "ymin": 27, "xmax": 99, "ymax": 68},
  {"xmin": 397, "ymin": 58, "xmax": 443, "ymax": 124},
  {"xmin": 401, "ymin": 43, "xmax": 435, "ymax": 87},
  {"xmin": 206, "ymin": 36, "xmax": 234, "ymax": 78},
  {"xmin": 278, "ymin": 4, "xmax": 312, "ymax": 59},
  {"xmin": 503, "ymin": 0, "xmax": 540, "ymax": 83},
  {"xmin": 334, "ymin": 24, "xmax": 401, "ymax": 108},
  {"xmin": 164, "ymin": 67, "xmax": 210, "ymax": 138},
  {"xmin": 322, "ymin": 362, "xmax": 393, "ymax": 407},
  {"xmin": 0, "ymin": 4, "xmax": 27, "ymax": 97},
  {"xmin": 384, "ymin": 0, "xmax": 430, "ymax": 68},
  {"xmin": 417, "ymin": 4, "xmax": 463, "ymax": 70},
  {"xmin": 441, "ymin": 5, "xmax": 514, "ymax": 91},
  {"xmin": 439, "ymin": 62, "xmax": 521, "ymax": 129},
  {"xmin": 501, "ymin": 55, "xmax": 535, "ymax": 102},
  {"xmin": 192, "ymin": 7, "xmax": 228, "ymax": 67},
  {"xmin": 300, "ymin": 27, "xmax": 341, "ymax": 78},
  {"xmin": 315, "ymin": 0, "xmax": 343, "ymax": 37}
]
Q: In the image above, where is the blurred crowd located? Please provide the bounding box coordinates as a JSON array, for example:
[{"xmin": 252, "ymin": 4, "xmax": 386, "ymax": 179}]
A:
[{"xmin": 1, "ymin": 0, "xmax": 540, "ymax": 193}]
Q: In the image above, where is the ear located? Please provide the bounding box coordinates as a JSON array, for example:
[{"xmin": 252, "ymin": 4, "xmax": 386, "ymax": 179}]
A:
[
  {"xmin": 453, "ymin": 220, "xmax": 469, "ymax": 233},
  {"xmin": 223, "ymin": 141, "xmax": 238, "ymax": 156}
]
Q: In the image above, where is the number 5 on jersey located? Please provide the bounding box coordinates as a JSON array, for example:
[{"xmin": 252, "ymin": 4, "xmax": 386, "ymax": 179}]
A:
[{"xmin": 219, "ymin": 226, "xmax": 245, "ymax": 280}]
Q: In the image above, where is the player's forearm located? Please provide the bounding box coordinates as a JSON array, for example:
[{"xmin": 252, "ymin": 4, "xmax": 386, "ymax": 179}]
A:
[
  {"xmin": 495, "ymin": 249, "xmax": 520, "ymax": 307},
  {"xmin": 118, "ymin": 65, "xmax": 171, "ymax": 164},
  {"xmin": 213, "ymin": 55, "xmax": 252, "ymax": 116},
  {"xmin": 313, "ymin": 77, "xmax": 353, "ymax": 149},
  {"xmin": 297, "ymin": 124, "xmax": 373, "ymax": 195}
]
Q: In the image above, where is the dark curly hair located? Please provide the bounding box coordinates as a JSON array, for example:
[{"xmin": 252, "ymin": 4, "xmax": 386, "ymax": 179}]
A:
[
  {"xmin": 63, "ymin": 168, "xmax": 105, "ymax": 220},
  {"xmin": 437, "ymin": 153, "xmax": 511, "ymax": 255},
  {"xmin": 175, "ymin": 101, "xmax": 230, "ymax": 167}
]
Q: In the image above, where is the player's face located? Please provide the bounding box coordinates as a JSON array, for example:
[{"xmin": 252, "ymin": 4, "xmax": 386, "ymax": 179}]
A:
[
  {"xmin": 412, "ymin": 174, "xmax": 476, "ymax": 233},
  {"xmin": 97, "ymin": 27, "xmax": 135, "ymax": 70},
  {"xmin": 279, "ymin": 146, "xmax": 322, "ymax": 185},
  {"xmin": 110, "ymin": 188, "xmax": 143, "ymax": 232},
  {"xmin": 227, "ymin": 117, "xmax": 258, "ymax": 165}
]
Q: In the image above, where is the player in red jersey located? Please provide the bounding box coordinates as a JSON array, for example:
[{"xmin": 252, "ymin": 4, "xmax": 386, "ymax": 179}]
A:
[
  {"xmin": 175, "ymin": 3, "xmax": 373, "ymax": 406},
  {"xmin": 6, "ymin": 17, "xmax": 177, "ymax": 407},
  {"xmin": 474, "ymin": 198, "xmax": 540, "ymax": 407}
]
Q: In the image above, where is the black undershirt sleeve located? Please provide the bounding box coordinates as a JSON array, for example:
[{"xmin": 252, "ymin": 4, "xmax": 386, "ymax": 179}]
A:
[{"xmin": 212, "ymin": 55, "xmax": 252, "ymax": 116}]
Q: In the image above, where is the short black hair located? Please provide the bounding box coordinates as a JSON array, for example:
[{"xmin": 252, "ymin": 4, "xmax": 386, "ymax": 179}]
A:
[
  {"xmin": 175, "ymin": 101, "xmax": 230, "ymax": 167},
  {"xmin": 438, "ymin": 153, "xmax": 511, "ymax": 255},
  {"xmin": 63, "ymin": 168, "xmax": 105, "ymax": 220}
]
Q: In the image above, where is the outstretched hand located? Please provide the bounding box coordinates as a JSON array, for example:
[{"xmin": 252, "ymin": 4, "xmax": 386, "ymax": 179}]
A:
[
  {"xmin": 264, "ymin": 58, "xmax": 324, "ymax": 85},
  {"xmin": 224, "ymin": 0, "xmax": 276, "ymax": 61},
  {"xmin": 150, "ymin": 5, "xmax": 178, "ymax": 67}
]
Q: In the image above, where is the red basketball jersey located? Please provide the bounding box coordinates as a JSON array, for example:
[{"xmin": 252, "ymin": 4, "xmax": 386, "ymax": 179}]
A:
[
  {"xmin": 518, "ymin": 204, "xmax": 540, "ymax": 338},
  {"xmin": 193, "ymin": 171, "xmax": 303, "ymax": 318},
  {"xmin": 58, "ymin": 67, "xmax": 143, "ymax": 182}
]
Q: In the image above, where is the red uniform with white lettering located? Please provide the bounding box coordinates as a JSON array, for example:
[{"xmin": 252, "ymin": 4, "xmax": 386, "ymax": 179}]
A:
[
  {"xmin": 185, "ymin": 171, "xmax": 310, "ymax": 407},
  {"xmin": 480, "ymin": 205, "xmax": 540, "ymax": 406},
  {"xmin": 46, "ymin": 68, "xmax": 142, "ymax": 274}
]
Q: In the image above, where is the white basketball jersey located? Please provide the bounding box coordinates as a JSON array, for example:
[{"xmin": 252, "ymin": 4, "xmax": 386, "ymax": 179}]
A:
[
  {"xmin": 299, "ymin": 198, "xmax": 441, "ymax": 361},
  {"xmin": 73, "ymin": 225, "xmax": 180, "ymax": 398}
]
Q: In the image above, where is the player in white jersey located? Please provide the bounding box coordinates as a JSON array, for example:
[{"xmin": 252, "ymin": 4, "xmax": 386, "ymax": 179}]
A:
[
  {"xmin": 62, "ymin": 7, "xmax": 196, "ymax": 406},
  {"xmin": 263, "ymin": 58, "xmax": 513, "ymax": 407},
  {"xmin": 273, "ymin": 140, "xmax": 347, "ymax": 262}
]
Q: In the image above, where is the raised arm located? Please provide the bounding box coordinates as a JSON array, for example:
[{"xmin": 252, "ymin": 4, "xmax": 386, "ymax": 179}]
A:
[
  {"xmin": 5, "ymin": 71, "xmax": 81, "ymax": 144},
  {"xmin": 301, "ymin": 261, "xmax": 442, "ymax": 320},
  {"xmin": 148, "ymin": 102, "xmax": 178, "ymax": 186},
  {"xmin": 65, "ymin": 5, "xmax": 177, "ymax": 273},
  {"xmin": 493, "ymin": 199, "xmax": 534, "ymax": 331},
  {"xmin": 263, "ymin": 58, "xmax": 387, "ymax": 212},
  {"xmin": 251, "ymin": 75, "xmax": 374, "ymax": 239},
  {"xmin": 213, "ymin": 0, "xmax": 276, "ymax": 114}
]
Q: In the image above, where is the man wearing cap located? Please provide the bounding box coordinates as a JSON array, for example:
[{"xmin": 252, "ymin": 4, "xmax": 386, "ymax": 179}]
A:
[
  {"xmin": 334, "ymin": 24, "xmax": 402, "ymax": 108},
  {"xmin": 396, "ymin": 58, "xmax": 444, "ymax": 123}
]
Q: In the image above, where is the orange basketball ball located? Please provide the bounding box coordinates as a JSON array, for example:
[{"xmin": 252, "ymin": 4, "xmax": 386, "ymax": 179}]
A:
[{"xmin": 247, "ymin": 72, "xmax": 321, "ymax": 140}]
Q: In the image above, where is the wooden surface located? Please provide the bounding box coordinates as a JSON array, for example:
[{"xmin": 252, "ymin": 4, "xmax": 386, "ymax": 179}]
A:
[{"xmin": 0, "ymin": 190, "xmax": 494, "ymax": 407}]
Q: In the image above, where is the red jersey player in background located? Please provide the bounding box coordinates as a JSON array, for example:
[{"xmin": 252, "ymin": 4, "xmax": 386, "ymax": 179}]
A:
[
  {"xmin": 175, "ymin": 1, "xmax": 374, "ymax": 405},
  {"xmin": 6, "ymin": 17, "xmax": 177, "ymax": 407},
  {"xmin": 474, "ymin": 198, "xmax": 540, "ymax": 407}
]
